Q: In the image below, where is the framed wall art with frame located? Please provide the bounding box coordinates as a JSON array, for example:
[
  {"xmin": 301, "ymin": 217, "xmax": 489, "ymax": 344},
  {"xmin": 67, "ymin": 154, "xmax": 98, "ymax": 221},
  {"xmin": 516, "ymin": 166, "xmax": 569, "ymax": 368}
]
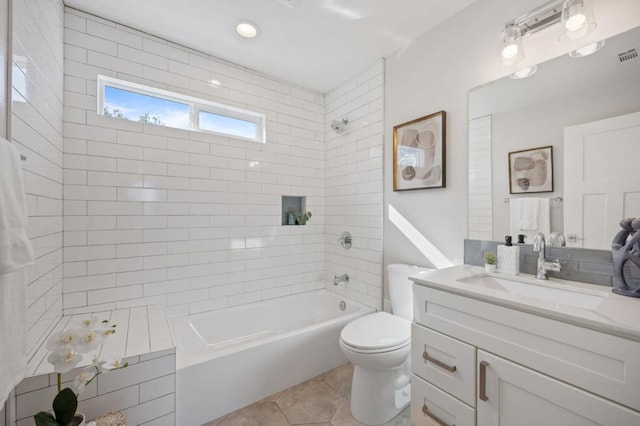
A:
[
  {"xmin": 393, "ymin": 111, "xmax": 446, "ymax": 191},
  {"xmin": 508, "ymin": 145, "xmax": 553, "ymax": 194}
]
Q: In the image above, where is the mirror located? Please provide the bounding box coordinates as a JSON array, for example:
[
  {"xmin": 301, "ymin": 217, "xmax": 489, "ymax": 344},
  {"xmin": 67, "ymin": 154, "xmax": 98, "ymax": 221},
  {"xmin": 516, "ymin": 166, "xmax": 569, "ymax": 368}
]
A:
[{"xmin": 468, "ymin": 25, "xmax": 640, "ymax": 249}]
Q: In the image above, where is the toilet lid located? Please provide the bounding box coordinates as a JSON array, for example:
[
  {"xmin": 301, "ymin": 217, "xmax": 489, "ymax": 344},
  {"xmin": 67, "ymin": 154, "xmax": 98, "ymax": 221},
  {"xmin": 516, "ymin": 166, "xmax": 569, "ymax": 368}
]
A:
[{"xmin": 340, "ymin": 312, "xmax": 411, "ymax": 350}]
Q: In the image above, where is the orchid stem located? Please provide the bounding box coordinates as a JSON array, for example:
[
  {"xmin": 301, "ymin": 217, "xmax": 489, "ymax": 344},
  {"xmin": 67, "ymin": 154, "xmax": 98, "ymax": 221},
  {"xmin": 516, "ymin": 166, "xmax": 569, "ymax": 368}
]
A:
[{"xmin": 84, "ymin": 366, "xmax": 101, "ymax": 389}]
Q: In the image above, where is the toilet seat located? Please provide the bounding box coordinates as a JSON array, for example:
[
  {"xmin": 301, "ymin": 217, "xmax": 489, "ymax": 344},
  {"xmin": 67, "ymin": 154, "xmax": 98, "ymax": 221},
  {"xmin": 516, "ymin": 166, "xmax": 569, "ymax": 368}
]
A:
[{"xmin": 340, "ymin": 312, "xmax": 411, "ymax": 353}]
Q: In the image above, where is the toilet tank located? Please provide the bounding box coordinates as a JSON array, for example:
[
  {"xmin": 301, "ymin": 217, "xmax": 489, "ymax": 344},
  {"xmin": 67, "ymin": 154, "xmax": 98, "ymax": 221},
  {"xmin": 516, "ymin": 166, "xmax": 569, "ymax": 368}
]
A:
[{"xmin": 387, "ymin": 264, "xmax": 433, "ymax": 321}]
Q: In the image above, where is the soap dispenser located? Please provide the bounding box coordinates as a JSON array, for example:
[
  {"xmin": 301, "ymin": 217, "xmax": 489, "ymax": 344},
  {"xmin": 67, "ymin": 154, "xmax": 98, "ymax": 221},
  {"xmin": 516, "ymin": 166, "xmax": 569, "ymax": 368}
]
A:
[{"xmin": 497, "ymin": 235, "xmax": 520, "ymax": 276}]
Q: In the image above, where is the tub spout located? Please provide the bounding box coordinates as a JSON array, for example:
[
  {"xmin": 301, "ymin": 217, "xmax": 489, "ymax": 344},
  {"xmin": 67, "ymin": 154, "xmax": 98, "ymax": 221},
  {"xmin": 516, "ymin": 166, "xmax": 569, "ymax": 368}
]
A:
[{"xmin": 333, "ymin": 274, "xmax": 349, "ymax": 285}]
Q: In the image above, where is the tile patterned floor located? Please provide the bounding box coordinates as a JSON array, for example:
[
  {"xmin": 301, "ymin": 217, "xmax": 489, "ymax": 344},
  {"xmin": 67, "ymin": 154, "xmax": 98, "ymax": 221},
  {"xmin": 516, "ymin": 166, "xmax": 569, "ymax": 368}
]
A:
[{"xmin": 205, "ymin": 363, "xmax": 410, "ymax": 426}]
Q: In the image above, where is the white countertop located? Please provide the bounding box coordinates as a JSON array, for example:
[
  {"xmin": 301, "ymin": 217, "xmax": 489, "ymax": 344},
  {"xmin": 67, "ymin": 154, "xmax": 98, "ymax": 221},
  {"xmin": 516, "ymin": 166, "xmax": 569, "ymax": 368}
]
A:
[{"xmin": 410, "ymin": 265, "xmax": 640, "ymax": 342}]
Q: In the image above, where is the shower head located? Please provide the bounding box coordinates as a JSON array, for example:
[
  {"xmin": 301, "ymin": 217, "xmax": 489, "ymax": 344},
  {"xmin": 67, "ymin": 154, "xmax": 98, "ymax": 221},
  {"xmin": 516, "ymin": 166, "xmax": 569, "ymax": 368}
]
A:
[{"xmin": 330, "ymin": 118, "xmax": 349, "ymax": 134}]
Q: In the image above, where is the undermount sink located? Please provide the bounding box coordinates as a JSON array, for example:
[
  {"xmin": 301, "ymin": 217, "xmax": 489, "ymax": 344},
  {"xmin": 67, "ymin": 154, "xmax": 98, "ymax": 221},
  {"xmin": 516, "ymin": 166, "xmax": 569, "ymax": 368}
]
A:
[{"xmin": 457, "ymin": 273, "xmax": 607, "ymax": 310}]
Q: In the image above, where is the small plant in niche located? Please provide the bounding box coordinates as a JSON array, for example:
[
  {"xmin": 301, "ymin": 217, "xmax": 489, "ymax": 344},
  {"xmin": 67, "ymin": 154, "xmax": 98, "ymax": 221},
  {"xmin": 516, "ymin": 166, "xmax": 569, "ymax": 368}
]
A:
[
  {"xmin": 34, "ymin": 316, "xmax": 127, "ymax": 426},
  {"xmin": 294, "ymin": 211, "xmax": 312, "ymax": 225}
]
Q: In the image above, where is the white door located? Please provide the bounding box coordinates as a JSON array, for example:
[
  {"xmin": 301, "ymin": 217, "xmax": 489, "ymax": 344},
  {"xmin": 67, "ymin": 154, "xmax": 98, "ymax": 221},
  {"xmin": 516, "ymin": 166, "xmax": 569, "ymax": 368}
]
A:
[
  {"xmin": 476, "ymin": 350, "xmax": 640, "ymax": 426},
  {"xmin": 564, "ymin": 111, "xmax": 640, "ymax": 249}
]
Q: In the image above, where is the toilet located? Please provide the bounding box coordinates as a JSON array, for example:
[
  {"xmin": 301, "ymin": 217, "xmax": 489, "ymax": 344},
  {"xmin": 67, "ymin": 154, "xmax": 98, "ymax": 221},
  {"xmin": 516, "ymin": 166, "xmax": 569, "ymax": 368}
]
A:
[{"xmin": 339, "ymin": 264, "xmax": 432, "ymax": 425}]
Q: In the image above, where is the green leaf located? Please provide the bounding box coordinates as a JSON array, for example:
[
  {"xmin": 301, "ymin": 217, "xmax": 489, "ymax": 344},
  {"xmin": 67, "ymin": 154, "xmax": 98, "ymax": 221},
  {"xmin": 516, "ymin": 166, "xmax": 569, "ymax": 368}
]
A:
[
  {"xmin": 52, "ymin": 388, "xmax": 77, "ymax": 426},
  {"xmin": 34, "ymin": 411, "xmax": 61, "ymax": 426}
]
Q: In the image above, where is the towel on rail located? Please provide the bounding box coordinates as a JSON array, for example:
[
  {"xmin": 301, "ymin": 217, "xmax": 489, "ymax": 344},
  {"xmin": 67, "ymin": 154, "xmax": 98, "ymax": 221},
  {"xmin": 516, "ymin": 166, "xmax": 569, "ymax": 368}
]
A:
[
  {"xmin": 0, "ymin": 138, "xmax": 34, "ymax": 274},
  {"xmin": 0, "ymin": 138, "xmax": 33, "ymax": 406},
  {"xmin": 509, "ymin": 197, "xmax": 550, "ymax": 241}
]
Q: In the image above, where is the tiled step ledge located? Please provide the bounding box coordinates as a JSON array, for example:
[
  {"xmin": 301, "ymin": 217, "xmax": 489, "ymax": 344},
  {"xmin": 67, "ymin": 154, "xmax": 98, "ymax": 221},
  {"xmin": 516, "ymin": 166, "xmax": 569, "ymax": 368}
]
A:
[{"xmin": 26, "ymin": 305, "xmax": 174, "ymax": 377}]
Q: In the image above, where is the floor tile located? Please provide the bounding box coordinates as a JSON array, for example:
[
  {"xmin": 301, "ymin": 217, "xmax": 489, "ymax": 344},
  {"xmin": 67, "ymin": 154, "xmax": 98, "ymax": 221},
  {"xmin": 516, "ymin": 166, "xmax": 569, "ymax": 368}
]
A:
[
  {"xmin": 206, "ymin": 363, "xmax": 410, "ymax": 426},
  {"xmin": 331, "ymin": 397, "xmax": 363, "ymax": 426},
  {"xmin": 276, "ymin": 379, "xmax": 341, "ymax": 424},
  {"xmin": 210, "ymin": 401, "xmax": 290, "ymax": 426},
  {"xmin": 322, "ymin": 363, "xmax": 353, "ymax": 397}
]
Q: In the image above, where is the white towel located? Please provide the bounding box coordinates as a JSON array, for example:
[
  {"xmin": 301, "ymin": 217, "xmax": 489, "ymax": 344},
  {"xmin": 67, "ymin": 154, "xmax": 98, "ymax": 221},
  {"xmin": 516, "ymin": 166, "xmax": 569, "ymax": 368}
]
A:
[
  {"xmin": 0, "ymin": 270, "xmax": 27, "ymax": 406},
  {"xmin": 0, "ymin": 138, "xmax": 32, "ymax": 405},
  {"xmin": 0, "ymin": 138, "xmax": 34, "ymax": 274},
  {"xmin": 510, "ymin": 198, "xmax": 550, "ymax": 242}
]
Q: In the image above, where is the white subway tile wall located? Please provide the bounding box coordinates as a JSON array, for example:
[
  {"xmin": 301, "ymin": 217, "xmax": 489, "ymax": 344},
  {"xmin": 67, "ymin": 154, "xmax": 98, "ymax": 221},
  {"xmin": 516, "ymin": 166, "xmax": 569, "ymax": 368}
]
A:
[
  {"xmin": 62, "ymin": 9, "xmax": 329, "ymax": 316},
  {"xmin": 468, "ymin": 116, "xmax": 492, "ymax": 241},
  {"xmin": 324, "ymin": 60, "xmax": 384, "ymax": 309},
  {"xmin": 14, "ymin": 349, "xmax": 176, "ymax": 426},
  {"xmin": 12, "ymin": 0, "xmax": 65, "ymax": 360}
]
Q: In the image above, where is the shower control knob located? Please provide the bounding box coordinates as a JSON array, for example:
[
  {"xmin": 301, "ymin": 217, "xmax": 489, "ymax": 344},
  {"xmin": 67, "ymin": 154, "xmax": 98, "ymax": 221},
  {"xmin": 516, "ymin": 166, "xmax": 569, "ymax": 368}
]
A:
[{"xmin": 337, "ymin": 231, "xmax": 352, "ymax": 249}]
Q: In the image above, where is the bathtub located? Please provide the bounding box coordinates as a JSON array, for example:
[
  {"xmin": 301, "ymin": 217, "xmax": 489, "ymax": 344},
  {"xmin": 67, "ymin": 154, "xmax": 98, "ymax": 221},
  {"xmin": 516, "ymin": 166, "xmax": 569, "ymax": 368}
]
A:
[{"xmin": 172, "ymin": 289, "xmax": 373, "ymax": 425}]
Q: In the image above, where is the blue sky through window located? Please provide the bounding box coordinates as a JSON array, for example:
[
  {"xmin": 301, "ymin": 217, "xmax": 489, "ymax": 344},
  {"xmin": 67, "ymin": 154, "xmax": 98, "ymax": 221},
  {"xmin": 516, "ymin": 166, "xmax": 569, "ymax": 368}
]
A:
[
  {"xmin": 104, "ymin": 86, "xmax": 190, "ymax": 129},
  {"xmin": 198, "ymin": 111, "xmax": 257, "ymax": 139},
  {"xmin": 100, "ymin": 79, "xmax": 264, "ymax": 141}
]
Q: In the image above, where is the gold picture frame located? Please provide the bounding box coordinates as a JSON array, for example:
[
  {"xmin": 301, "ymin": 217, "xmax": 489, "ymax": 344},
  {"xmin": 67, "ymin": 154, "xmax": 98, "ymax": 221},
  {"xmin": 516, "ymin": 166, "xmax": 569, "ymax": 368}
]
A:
[{"xmin": 393, "ymin": 111, "xmax": 446, "ymax": 191}]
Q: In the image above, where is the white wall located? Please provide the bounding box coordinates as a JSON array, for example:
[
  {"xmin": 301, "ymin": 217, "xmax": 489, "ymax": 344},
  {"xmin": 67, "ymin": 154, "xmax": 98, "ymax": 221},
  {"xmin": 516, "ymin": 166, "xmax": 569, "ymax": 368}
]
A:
[
  {"xmin": 62, "ymin": 9, "xmax": 327, "ymax": 317},
  {"xmin": 384, "ymin": 0, "xmax": 640, "ymax": 271},
  {"xmin": 324, "ymin": 60, "xmax": 384, "ymax": 309},
  {"xmin": 12, "ymin": 0, "xmax": 64, "ymax": 361}
]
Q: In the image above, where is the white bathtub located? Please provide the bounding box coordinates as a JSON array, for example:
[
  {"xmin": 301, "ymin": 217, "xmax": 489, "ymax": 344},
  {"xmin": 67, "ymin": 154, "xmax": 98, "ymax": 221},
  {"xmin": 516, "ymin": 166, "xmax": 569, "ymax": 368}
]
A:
[{"xmin": 172, "ymin": 289, "xmax": 373, "ymax": 425}]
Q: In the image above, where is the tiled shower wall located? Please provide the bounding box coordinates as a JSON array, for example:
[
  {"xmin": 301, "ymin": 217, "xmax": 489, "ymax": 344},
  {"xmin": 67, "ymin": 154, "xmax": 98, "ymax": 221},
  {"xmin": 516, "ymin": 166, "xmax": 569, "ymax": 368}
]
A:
[
  {"xmin": 467, "ymin": 116, "xmax": 492, "ymax": 241},
  {"xmin": 12, "ymin": 0, "xmax": 64, "ymax": 360},
  {"xmin": 62, "ymin": 9, "xmax": 327, "ymax": 317},
  {"xmin": 324, "ymin": 60, "xmax": 384, "ymax": 310}
]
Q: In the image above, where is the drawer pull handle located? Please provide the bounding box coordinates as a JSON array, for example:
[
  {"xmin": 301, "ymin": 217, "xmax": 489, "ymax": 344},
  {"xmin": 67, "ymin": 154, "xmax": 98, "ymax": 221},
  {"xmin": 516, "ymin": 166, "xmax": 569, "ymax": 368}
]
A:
[
  {"xmin": 422, "ymin": 403, "xmax": 453, "ymax": 426},
  {"xmin": 423, "ymin": 350, "xmax": 457, "ymax": 372},
  {"xmin": 479, "ymin": 360, "xmax": 489, "ymax": 402}
]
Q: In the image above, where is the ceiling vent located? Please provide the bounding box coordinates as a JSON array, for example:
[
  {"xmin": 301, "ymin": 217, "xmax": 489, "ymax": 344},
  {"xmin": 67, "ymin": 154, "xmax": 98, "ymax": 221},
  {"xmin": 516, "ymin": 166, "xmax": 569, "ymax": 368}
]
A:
[
  {"xmin": 275, "ymin": 0, "xmax": 302, "ymax": 8},
  {"xmin": 618, "ymin": 48, "xmax": 638, "ymax": 63}
]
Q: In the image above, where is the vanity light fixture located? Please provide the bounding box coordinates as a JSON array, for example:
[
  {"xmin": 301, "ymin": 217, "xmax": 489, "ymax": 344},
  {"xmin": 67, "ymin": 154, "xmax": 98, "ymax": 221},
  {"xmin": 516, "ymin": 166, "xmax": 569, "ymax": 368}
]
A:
[
  {"xmin": 236, "ymin": 21, "xmax": 260, "ymax": 38},
  {"xmin": 560, "ymin": 0, "xmax": 597, "ymax": 41},
  {"xmin": 509, "ymin": 65, "xmax": 538, "ymax": 79},
  {"xmin": 500, "ymin": 0, "xmax": 600, "ymax": 67},
  {"xmin": 569, "ymin": 39, "xmax": 605, "ymax": 57},
  {"xmin": 500, "ymin": 25, "xmax": 524, "ymax": 66}
]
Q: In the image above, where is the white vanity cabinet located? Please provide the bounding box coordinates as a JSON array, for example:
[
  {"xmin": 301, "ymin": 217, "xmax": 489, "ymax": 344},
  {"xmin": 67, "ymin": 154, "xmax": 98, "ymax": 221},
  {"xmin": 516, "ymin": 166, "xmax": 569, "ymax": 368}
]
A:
[
  {"xmin": 477, "ymin": 351, "xmax": 640, "ymax": 426},
  {"xmin": 411, "ymin": 282, "xmax": 640, "ymax": 426}
]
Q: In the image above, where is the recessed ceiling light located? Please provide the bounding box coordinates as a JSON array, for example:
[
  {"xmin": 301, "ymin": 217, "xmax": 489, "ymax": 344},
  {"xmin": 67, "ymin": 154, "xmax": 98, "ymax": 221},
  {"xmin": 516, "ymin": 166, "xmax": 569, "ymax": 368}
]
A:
[
  {"xmin": 509, "ymin": 65, "xmax": 538, "ymax": 79},
  {"xmin": 236, "ymin": 21, "xmax": 260, "ymax": 38},
  {"xmin": 569, "ymin": 40, "xmax": 605, "ymax": 58}
]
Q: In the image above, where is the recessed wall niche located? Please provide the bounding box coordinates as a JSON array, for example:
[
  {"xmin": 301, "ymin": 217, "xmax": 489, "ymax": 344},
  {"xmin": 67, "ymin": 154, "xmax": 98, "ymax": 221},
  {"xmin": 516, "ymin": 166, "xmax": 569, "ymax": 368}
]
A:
[{"xmin": 282, "ymin": 196, "xmax": 306, "ymax": 225}]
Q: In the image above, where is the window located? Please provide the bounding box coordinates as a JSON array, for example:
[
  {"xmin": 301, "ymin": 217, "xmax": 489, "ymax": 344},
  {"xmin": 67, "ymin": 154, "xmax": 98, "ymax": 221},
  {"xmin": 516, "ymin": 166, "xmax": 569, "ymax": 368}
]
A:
[{"xmin": 97, "ymin": 75, "xmax": 265, "ymax": 143}]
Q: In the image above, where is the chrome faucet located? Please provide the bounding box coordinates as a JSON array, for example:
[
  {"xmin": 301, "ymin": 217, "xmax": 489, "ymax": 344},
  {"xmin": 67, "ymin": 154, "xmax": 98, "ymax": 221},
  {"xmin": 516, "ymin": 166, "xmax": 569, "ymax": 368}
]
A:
[
  {"xmin": 532, "ymin": 233, "xmax": 562, "ymax": 280},
  {"xmin": 333, "ymin": 274, "xmax": 349, "ymax": 286},
  {"xmin": 547, "ymin": 231, "xmax": 566, "ymax": 247}
]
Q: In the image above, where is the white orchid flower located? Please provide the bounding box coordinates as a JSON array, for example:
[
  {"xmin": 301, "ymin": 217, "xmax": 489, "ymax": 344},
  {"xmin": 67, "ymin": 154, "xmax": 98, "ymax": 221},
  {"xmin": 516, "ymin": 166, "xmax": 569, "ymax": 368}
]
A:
[
  {"xmin": 94, "ymin": 320, "xmax": 117, "ymax": 337},
  {"xmin": 47, "ymin": 349, "xmax": 82, "ymax": 373},
  {"xmin": 72, "ymin": 368, "xmax": 92, "ymax": 394},
  {"xmin": 80, "ymin": 315, "xmax": 100, "ymax": 328},
  {"xmin": 46, "ymin": 330, "xmax": 76, "ymax": 352},
  {"xmin": 73, "ymin": 328, "xmax": 105, "ymax": 354},
  {"xmin": 101, "ymin": 356, "xmax": 126, "ymax": 371}
]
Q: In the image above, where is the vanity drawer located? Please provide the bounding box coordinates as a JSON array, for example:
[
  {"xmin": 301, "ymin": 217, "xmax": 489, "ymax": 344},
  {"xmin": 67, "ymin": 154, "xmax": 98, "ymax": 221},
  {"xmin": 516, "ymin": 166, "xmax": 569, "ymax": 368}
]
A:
[
  {"xmin": 412, "ymin": 324, "xmax": 476, "ymax": 406},
  {"xmin": 411, "ymin": 374, "xmax": 475, "ymax": 426},
  {"xmin": 413, "ymin": 284, "xmax": 640, "ymax": 412}
]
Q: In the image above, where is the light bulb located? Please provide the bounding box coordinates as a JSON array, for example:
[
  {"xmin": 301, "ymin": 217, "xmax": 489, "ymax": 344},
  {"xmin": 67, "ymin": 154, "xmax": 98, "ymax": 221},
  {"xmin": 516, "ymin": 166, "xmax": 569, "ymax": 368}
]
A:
[
  {"xmin": 560, "ymin": 0, "xmax": 596, "ymax": 41},
  {"xmin": 500, "ymin": 25, "xmax": 523, "ymax": 66},
  {"xmin": 502, "ymin": 44, "xmax": 519, "ymax": 59},
  {"xmin": 565, "ymin": 12, "xmax": 586, "ymax": 32}
]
